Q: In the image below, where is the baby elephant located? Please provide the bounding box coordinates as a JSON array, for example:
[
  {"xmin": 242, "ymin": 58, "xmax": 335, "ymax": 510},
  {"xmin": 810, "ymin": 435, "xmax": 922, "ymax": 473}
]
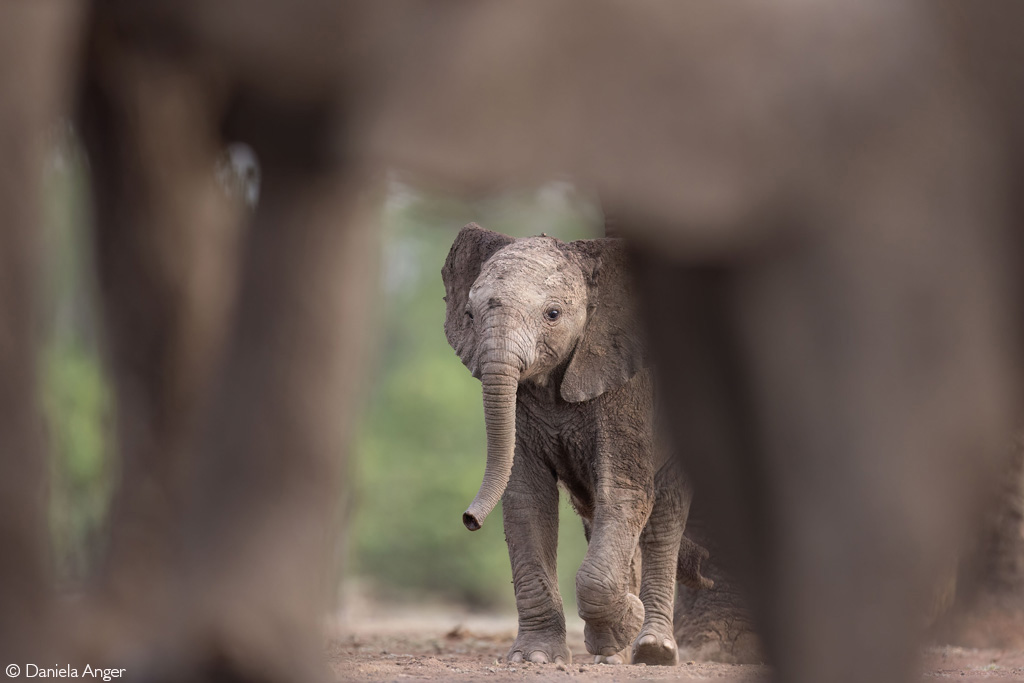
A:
[{"xmin": 443, "ymin": 224, "xmax": 709, "ymax": 666}]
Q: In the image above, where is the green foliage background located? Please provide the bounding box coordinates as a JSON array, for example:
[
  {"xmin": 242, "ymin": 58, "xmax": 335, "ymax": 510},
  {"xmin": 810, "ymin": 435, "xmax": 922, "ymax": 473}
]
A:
[{"xmin": 42, "ymin": 144, "xmax": 601, "ymax": 611}]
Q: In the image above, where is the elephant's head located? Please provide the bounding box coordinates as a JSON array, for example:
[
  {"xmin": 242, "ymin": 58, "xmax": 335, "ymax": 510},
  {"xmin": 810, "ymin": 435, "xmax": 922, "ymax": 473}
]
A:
[{"xmin": 442, "ymin": 224, "xmax": 644, "ymax": 530}]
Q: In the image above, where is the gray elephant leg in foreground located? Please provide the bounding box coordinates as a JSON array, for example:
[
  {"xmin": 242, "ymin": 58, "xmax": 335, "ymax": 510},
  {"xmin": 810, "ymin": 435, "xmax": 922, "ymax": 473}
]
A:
[{"xmin": 631, "ymin": 206, "xmax": 1018, "ymax": 682}]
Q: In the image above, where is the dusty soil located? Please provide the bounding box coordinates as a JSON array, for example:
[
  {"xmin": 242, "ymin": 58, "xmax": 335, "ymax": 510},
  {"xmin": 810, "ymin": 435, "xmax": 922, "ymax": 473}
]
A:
[{"xmin": 328, "ymin": 606, "xmax": 1024, "ymax": 682}]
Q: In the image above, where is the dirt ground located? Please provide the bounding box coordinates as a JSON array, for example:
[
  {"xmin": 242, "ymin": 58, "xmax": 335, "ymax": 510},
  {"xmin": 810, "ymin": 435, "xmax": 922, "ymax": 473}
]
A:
[{"xmin": 328, "ymin": 604, "xmax": 1024, "ymax": 682}]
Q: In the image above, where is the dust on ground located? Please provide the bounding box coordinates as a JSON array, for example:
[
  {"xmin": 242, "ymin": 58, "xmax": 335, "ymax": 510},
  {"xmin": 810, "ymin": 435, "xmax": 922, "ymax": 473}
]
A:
[{"xmin": 328, "ymin": 602, "xmax": 1024, "ymax": 682}]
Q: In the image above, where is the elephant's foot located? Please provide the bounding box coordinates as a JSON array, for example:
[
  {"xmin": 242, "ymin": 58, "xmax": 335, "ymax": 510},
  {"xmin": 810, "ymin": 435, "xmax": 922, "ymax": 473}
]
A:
[
  {"xmin": 508, "ymin": 631, "xmax": 571, "ymax": 665},
  {"xmin": 583, "ymin": 592, "xmax": 644, "ymax": 658},
  {"xmin": 592, "ymin": 650, "xmax": 628, "ymax": 665},
  {"xmin": 631, "ymin": 629, "xmax": 679, "ymax": 666}
]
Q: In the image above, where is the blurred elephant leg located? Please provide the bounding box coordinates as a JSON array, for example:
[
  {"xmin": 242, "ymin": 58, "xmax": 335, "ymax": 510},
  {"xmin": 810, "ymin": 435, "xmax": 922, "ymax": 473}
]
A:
[
  {"xmin": 75, "ymin": 40, "xmax": 242, "ymax": 653},
  {"xmin": 632, "ymin": 465, "xmax": 686, "ymax": 666},
  {"xmin": 503, "ymin": 452, "xmax": 570, "ymax": 665},
  {"xmin": 166, "ymin": 124, "xmax": 378, "ymax": 681},
  {"xmin": 0, "ymin": 0, "xmax": 82, "ymax": 665},
  {"xmin": 637, "ymin": 212, "xmax": 1017, "ymax": 683},
  {"xmin": 0, "ymin": 165, "xmax": 50, "ymax": 665}
]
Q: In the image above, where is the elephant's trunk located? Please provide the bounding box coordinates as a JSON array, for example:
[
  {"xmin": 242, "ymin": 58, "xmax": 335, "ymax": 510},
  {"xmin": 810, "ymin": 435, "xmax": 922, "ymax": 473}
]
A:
[{"xmin": 463, "ymin": 354, "xmax": 521, "ymax": 531}]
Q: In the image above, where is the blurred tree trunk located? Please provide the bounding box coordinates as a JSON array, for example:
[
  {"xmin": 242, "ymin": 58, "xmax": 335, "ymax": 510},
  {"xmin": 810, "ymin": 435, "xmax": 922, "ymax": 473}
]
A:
[{"xmin": 934, "ymin": 440, "xmax": 1024, "ymax": 648}]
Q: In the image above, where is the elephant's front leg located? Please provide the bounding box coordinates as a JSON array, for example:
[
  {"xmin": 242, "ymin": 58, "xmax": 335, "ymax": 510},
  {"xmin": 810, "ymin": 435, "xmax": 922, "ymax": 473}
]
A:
[
  {"xmin": 632, "ymin": 466, "xmax": 687, "ymax": 665},
  {"xmin": 503, "ymin": 452, "xmax": 571, "ymax": 665},
  {"xmin": 576, "ymin": 487, "xmax": 652, "ymax": 661}
]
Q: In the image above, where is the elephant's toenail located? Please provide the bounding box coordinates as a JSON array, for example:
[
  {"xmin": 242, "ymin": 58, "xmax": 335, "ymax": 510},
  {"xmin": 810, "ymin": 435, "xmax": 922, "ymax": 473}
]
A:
[
  {"xmin": 528, "ymin": 651, "xmax": 548, "ymax": 663},
  {"xmin": 510, "ymin": 652, "xmax": 523, "ymax": 663}
]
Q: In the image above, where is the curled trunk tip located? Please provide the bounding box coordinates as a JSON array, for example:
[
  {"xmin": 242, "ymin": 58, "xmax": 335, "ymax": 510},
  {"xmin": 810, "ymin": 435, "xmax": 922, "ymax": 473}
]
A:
[{"xmin": 463, "ymin": 511, "xmax": 482, "ymax": 531}]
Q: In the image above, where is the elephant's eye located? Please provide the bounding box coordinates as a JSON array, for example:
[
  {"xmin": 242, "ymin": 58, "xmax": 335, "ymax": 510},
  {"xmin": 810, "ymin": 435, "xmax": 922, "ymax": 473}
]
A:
[
  {"xmin": 465, "ymin": 308, "xmax": 474, "ymax": 321},
  {"xmin": 545, "ymin": 308, "xmax": 561, "ymax": 321}
]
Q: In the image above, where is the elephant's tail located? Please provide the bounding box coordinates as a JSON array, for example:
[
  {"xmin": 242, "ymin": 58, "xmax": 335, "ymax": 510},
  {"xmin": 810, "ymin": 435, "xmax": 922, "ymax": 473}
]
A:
[{"xmin": 678, "ymin": 535, "xmax": 714, "ymax": 590}]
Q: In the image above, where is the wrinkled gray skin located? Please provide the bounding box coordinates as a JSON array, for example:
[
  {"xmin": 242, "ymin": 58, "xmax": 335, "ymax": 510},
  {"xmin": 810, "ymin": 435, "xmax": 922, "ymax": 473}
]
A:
[{"xmin": 444, "ymin": 225, "xmax": 708, "ymax": 666}]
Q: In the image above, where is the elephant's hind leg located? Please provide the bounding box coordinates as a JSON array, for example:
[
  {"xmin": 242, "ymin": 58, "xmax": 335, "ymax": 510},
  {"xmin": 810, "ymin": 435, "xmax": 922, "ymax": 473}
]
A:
[{"xmin": 632, "ymin": 466, "xmax": 686, "ymax": 666}]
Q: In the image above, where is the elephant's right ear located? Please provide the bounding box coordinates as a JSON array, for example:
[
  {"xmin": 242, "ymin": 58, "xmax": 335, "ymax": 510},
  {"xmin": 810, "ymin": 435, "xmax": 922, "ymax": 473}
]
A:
[{"xmin": 442, "ymin": 223, "xmax": 515, "ymax": 373}]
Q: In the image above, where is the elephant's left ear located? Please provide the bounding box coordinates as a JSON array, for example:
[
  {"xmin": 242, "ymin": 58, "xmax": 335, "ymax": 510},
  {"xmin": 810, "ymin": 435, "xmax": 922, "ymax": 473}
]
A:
[{"xmin": 561, "ymin": 239, "xmax": 646, "ymax": 403}]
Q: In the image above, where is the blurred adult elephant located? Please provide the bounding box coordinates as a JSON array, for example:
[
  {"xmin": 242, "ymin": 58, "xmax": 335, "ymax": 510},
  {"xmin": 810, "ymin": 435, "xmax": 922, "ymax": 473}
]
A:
[
  {"xmin": 442, "ymin": 224, "xmax": 711, "ymax": 665},
  {"xmin": 1, "ymin": 2, "xmax": 1022, "ymax": 683},
  {"xmin": 358, "ymin": 3, "xmax": 1024, "ymax": 683}
]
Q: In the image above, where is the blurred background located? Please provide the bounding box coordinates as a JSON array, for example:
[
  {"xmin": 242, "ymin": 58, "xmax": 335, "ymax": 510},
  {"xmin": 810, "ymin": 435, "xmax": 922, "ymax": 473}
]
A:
[{"xmin": 41, "ymin": 131, "xmax": 602, "ymax": 614}]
